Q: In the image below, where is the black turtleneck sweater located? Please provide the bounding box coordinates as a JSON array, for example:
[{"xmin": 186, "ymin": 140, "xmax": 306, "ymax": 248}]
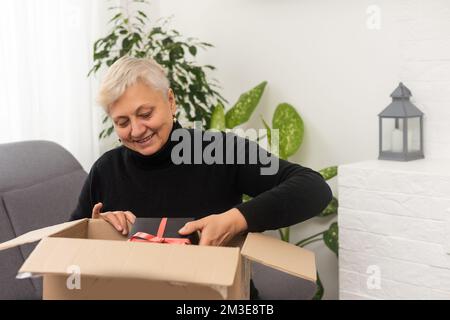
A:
[{"xmin": 69, "ymin": 122, "xmax": 332, "ymax": 233}]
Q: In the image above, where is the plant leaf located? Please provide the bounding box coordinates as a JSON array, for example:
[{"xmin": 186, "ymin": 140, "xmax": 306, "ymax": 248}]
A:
[
  {"xmin": 108, "ymin": 13, "xmax": 122, "ymax": 24},
  {"xmin": 98, "ymin": 129, "xmax": 105, "ymax": 140},
  {"xmin": 323, "ymin": 222, "xmax": 338, "ymax": 257},
  {"xmin": 169, "ymin": 45, "xmax": 185, "ymax": 61},
  {"xmin": 278, "ymin": 227, "xmax": 290, "ymax": 242},
  {"xmin": 225, "ymin": 81, "xmax": 267, "ymax": 129},
  {"xmin": 189, "ymin": 46, "xmax": 197, "ymax": 56},
  {"xmin": 261, "ymin": 117, "xmax": 272, "ymax": 146},
  {"xmin": 272, "ymin": 103, "xmax": 304, "ymax": 159},
  {"xmin": 318, "ymin": 197, "xmax": 338, "ymax": 217},
  {"xmin": 106, "ymin": 125, "xmax": 114, "ymax": 137},
  {"xmin": 312, "ymin": 272, "xmax": 324, "ymax": 300},
  {"xmin": 137, "ymin": 10, "xmax": 148, "ymax": 19},
  {"xmin": 209, "ymin": 102, "xmax": 226, "ymax": 131},
  {"xmin": 261, "ymin": 116, "xmax": 279, "ymax": 157},
  {"xmin": 319, "ymin": 166, "xmax": 338, "ymax": 181}
]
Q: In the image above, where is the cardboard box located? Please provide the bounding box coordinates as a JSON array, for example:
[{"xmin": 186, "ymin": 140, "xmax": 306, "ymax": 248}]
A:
[{"xmin": 0, "ymin": 218, "xmax": 317, "ymax": 300}]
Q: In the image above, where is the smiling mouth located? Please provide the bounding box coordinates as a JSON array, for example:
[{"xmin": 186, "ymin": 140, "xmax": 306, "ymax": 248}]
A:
[{"xmin": 134, "ymin": 133, "xmax": 155, "ymax": 144}]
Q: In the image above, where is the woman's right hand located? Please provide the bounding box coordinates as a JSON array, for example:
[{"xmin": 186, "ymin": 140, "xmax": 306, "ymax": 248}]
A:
[{"xmin": 91, "ymin": 202, "xmax": 136, "ymax": 236}]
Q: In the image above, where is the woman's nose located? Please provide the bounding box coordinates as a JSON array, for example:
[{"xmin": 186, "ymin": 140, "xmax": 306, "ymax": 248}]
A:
[{"xmin": 130, "ymin": 119, "xmax": 146, "ymax": 138}]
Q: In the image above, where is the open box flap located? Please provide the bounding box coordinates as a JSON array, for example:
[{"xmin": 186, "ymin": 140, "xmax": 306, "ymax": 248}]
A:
[
  {"xmin": 19, "ymin": 237, "xmax": 241, "ymax": 287},
  {"xmin": 0, "ymin": 219, "xmax": 88, "ymax": 251},
  {"xmin": 241, "ymin": 233, "xmax": 317, "ymax": 282}
]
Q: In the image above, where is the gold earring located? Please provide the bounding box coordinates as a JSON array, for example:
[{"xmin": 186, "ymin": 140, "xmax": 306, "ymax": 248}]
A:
[{"xmin": 173, "ymin": 115, "xmax": 177, "ymax": 123}]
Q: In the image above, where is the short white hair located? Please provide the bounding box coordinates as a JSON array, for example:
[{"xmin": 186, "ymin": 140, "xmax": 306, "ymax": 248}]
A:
[{"xmin": 97, "ymin": 56, "xmax": 170, "ymax": 113}]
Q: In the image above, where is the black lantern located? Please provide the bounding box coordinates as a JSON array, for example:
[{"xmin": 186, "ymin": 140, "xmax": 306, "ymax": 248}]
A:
[{"xmin": 378, "ymin": 82, "xmax": 424, "ymax": 161}]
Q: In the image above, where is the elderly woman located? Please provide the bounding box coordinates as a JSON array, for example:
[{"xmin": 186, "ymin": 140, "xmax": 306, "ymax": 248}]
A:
[{"xmin": 70, "ymin": 56, "xmax": 332, "ymax": 248}]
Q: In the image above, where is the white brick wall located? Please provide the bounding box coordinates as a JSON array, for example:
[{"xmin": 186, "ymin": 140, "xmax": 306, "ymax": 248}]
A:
[
  {"xmin": 393, "ymin": 0, "xmax": 450, "ymax": 159},
  {"xmin": 338, "ymin": 160, "xmax": 450, "ymax": 299}
]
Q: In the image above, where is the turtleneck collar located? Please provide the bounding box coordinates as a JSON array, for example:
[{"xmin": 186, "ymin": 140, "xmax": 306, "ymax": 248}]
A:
[{"xmin": 124, "ymin": 121, "xmax": 183, "ymax": 169}]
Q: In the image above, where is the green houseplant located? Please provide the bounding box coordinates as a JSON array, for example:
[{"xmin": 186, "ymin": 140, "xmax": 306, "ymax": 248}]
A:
[
  {"xmin": 208, "ymin": 82, "xmax": 338, "ymax": 300},
  {"xmin": 89, "ymin": 0, "xmax": 225, "ymax": 139}
]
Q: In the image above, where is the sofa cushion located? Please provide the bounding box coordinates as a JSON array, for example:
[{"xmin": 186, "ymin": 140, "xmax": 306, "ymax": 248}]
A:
[
  {"xmin": 0, "ymin": 201, "xmax": 37, "ymax": 299},
  {"xmin": 3, "ymin": 169, "xmax": 87, "ymax": 258}
]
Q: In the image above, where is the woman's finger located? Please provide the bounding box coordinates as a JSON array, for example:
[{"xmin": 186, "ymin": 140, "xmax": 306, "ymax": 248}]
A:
[
  {"xmin": 115, "ymin": 212, "xmax": 128, "ymax": 235},
  {"xmin": 124, "ymin": 211, "xmax": 136, "ymax": 224},
  {"xmin": 91, "ymin": 202, "xmax": 103, "ymax": 219},
  {"xmin": 199, "ymin": 234, "xmax": 212, "ymax": 246},
  {"xmin": 101, "ymin": 212, "xmax": 123, "ymax": 232},
  {"xmin": 178, "ymin": 218, "xmax": 206, "ymax": 235}
]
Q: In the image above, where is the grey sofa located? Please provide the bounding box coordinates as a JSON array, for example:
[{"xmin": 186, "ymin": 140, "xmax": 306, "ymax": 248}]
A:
[
  {"xmin": 0, "ymin": 141, "xmax": 86, "ymax": 299},
  {"xmin": 0, "ymin": 140, "xmax": 316, "ymax": 300}
]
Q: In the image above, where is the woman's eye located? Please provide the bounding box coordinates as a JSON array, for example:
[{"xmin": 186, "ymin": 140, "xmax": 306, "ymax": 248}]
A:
[
  {"xmin": 140, "ymin": 112, "xmax": 152, "ymax": 118},
  {"xmin": 118, "ymin": 120, "xmax": 129, "ymax": 127}
]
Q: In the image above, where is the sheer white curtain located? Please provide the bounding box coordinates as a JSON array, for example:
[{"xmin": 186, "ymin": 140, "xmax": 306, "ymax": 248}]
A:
[{"xmin": 0, "ymin": 0, "xmax": 112, "ymax": 171}]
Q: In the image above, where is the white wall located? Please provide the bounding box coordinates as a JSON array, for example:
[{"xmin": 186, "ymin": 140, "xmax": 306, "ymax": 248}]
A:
[{"xmin": 154, "ymin": 0, "xmax": 450, "ymax": 299}]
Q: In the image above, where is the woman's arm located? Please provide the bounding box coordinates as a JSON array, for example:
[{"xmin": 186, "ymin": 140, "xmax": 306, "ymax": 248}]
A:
[
  {"xmin": 179, "ymin": 133, "xmax": 333, "ymax": 243},
  {"xmin": 232, "ymin": 135, "xmax": 333, "ymax": 232},
  {"xmin": 69, "ymin": 169, "xmax": 94, "ymax": 221}
]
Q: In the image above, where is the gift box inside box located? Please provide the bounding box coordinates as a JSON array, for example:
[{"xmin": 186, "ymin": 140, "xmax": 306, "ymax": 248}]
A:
[{"xmin": 128, "ymin": 217, "xmax": 200, "ymax": 245}]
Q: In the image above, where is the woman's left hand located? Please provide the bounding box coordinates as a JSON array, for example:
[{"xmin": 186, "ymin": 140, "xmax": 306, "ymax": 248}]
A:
[{"xmin": 178, "ymin": 208, "xmax": 248, "ymax": 246}]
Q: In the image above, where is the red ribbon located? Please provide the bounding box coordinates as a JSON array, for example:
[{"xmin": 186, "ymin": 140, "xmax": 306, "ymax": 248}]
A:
[{"xmin": 129, "ymin": 217, "xmax": 191, "ymax": 245}]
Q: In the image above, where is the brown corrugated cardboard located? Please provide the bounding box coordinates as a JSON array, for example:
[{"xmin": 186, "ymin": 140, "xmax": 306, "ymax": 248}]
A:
[
  {"xmin": 0, "ymin": 219, "xmax": 87, "ymax": 251},
  {"xmin": 0, "ymin": 218, "xmax": 316, "ymax": 300},
  {"xmin": 21, "ymin": 237, "xmax": 240, "ymax": 286},
  {"xmin": 241, "ymin": 233, "xmax": 316, "ymax": 282}
]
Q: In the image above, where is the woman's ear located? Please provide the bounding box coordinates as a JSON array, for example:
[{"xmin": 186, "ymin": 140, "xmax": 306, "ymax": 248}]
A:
[{"xmin": 168, "ymin": 88, "xmax": 177, "ymax": 114}]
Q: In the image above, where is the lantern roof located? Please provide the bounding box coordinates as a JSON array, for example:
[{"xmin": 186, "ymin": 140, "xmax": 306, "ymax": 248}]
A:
[{"xmin": 378, "ymin": 82, "xmax": 424, "ymax": 118}]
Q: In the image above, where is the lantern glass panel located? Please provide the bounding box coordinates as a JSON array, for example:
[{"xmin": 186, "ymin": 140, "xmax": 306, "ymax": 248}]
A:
[
  {"xmin": 407, "ymin": 117, "xmax": 421, "ymax": 152},
  {"xmin": 381, "ymin": 117, "xmax": 406, "ymax": 152}
]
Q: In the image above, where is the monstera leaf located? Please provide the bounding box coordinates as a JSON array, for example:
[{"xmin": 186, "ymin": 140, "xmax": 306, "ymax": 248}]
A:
[
  {"xmin": 225, "ymin": 81, "xmax": 267, "ymax": 129},
  {"xmin": 319, "ymin": 166, "xmax": 338, "ymax": 181},
  {"xmin": 323, "ymin": 222, "xmax": 338, "ymax": 257},
  {"xmin": 272, "ymin": 103, "xmax": 304, "ymax": 160},
  {"xmin": 209, "ymin": 102, "xmax": 226, "ymax": 131}
]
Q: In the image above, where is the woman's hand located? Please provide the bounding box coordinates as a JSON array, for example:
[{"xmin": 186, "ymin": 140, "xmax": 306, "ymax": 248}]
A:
[
  {"xmin": 178, "ymin": 208, "xmax": 248, "ymax": 246},
  {"xmin": 91, "ymin": 202, "xmax": 136, "ymax": 236}
]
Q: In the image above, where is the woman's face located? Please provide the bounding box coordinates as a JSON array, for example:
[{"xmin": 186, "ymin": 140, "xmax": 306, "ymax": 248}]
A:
[{"xmin": 109, "ymin": 81, "xmax": 177, "ymax": 156}]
